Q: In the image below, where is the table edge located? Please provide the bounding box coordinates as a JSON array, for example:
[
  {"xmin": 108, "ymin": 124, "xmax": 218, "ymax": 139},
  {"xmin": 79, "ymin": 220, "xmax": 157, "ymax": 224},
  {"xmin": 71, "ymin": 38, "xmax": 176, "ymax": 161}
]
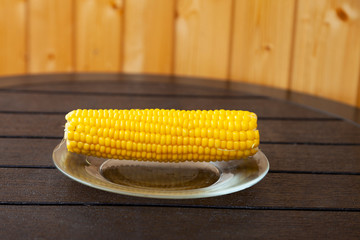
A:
[{"xmin": 0, "ymin": 73, "xmax": 359, "ymax": 126}]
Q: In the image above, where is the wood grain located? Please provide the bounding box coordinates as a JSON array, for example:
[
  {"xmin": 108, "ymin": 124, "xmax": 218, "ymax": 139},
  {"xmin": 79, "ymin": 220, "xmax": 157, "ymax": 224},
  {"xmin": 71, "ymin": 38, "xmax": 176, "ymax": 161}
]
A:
[
  {"xmin": 0, "ymin": 1, "xmax": 360, "ymax": 108},
  {"xmin": 291, "ymin": 0, "xmax": 360, "ymax": 106},
  {"xmin": 28, "ymin": 0, "xmax": 73, "ymax": 73},
  {"xmin": 2, "ymin": 206, "xmax": 359, "ymax": 240},
  {"xmin": 174, "ymin": 0, "xmax": 232, "ymax": 79},
  {"xmin": 0, "ymin": 0, "xmax": 26, "ymax": 75},
  {"xmin": 0, "ymin": 74, "xmax": 359, "ymax": 239},
  {"xmin": 230, "ymin": 0, "xmax": 296, "ymax": 89},
  {"xmin": 260, "ymin": 144, "xmax": 360, "ymax": 173},
  {"xmin": 123, "ymin": 0, "xmax": 174, "ymax": 74},
  {"xmin": 1, "ymin": 138, "xmax": 360, "ymax": 174},
  {"xmin": 3, "ymin": 74, "xmax": 357, "ymax": 125},
  {"xmin": 8, "ymin": 80, "xmax": 247, "ymax": 96},
  {"xmin": 358, "ymin": 73, "xmax": 360, "ymax": 107},
  {"xmin": 1, "ymin": 169, "xmax": 360, "ymax": 209},
  {"xmin": 0, "ymin": 113, "xmax": 358, "ymax": 144},
  {"xmin": 257, "ymin": 119, "xmax": 360, "ymax": 143},
  {"xmin": 0, "ymin": 92, "xmax": 332, "ymax": 118},
  {"xmin": 0, "ymin": 139, "xmax": 60, "ymax": 166},
  {"xmin": 75, "ymin": 0, "xmax": 123, "ymax": 71}
]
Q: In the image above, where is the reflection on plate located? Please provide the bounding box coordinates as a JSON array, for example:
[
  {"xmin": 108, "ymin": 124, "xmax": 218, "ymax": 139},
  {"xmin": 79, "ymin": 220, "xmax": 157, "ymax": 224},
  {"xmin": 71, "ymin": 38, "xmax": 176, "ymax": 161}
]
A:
[{"xmin": 52, "ymin": 140, "xmax": 269, "ymax": 199}]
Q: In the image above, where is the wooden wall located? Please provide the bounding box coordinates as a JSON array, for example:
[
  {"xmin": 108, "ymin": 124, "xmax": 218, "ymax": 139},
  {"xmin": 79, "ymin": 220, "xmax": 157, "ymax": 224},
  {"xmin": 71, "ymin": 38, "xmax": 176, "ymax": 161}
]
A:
[{"xmin": 1, "ymin": 0, "xmax": 360, "ymax": 107}]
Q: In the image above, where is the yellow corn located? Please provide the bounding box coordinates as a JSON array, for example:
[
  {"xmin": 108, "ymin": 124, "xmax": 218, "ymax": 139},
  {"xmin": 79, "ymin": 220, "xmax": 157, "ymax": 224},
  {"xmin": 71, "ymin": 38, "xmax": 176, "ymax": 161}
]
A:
[{"xmin": 64, "ymin": 109, "xmax": 260, "ymax": 162}]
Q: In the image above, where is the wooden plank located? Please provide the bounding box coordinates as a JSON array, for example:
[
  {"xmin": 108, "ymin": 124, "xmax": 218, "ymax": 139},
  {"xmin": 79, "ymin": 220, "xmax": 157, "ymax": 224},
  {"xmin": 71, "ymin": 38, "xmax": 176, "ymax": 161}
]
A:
[
  {"xmin": 358, "ymin": 75, "xmax": 360, "ymax": 107},
  {"xmin": 230, "ymin": 0, "xmax": 296, "ymax": 89},
  {"xmin": 75, "ymin": 0, "xmax": 123, "ymax": 71},
  {"xmin": 123, "ymin": 0, "xmax": 174, "ymax": 74},
  {"xmin": 291, "ymin": 0, "xmax": 360, "ymax": 106},
  {"xmin": 260, "ymin": 144, "xmax": 360, "ymax": 173},
  {"xmin": 2, "ymin": 74, "xmax": 359, "ymax": 125},
  {"xmin": 175, "ymin": 0, "xmax": 232, "ymax": 79},
  {"xmin": 1, "ymin": 139, "xmax": 360, "ymax": 174},
  {"xmin": 257, "ymin": 120, "xmax": 360, "ymax": 143},
  {"xmin": 28, "ymin": 0, "xmax": 73, "ymax": 73},
  {"xmin": 0, "ymin": 139, "xmax": 59, "ymax": 167},
  {"xmin": 1, "ymin": 169, "xmax": 360, "ymax": 209},
  {"xmin": 0, "ymin": 0, "xmax": 26, "ymax": 76},
  {"xmin": 0, "ymin": 114, "xmax": 65, "ymax": 137},
  {"xmin": 1, "ymin": 206, "xmax": 359, "ymax": 239},
  {"xmin": 1, "ymin": 73, "xmax": 236, "ymax": 89},
  {"xmin": 0, "ymin": 92, "xmax": 333, "ymax": 118},
  {"xmin": 7, "ymin": 81, "xmax": 249, "ymax": 96},
  {"xmin": 0, "ymin": 114, "xmax": 359, "ymax": 143}
]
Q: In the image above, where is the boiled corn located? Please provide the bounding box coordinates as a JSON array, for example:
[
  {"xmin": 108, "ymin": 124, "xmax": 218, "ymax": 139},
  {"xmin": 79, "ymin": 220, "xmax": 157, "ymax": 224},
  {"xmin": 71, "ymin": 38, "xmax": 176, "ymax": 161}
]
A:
[{"xmin": 64, "ymin": 109, "xmax": 260, "ymax": 162}]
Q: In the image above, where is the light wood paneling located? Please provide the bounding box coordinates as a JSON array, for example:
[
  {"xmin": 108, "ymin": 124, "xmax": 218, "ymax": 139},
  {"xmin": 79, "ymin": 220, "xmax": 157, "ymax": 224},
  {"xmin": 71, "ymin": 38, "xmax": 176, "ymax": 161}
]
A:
[
  {"xmin": 0, "ymin": 0, "xmax": 360, "ymax": 107},
  {"xmin": 230, "ymin": 0, "xmax": 296, "ymax": 89},
  {"xmin": 28, "ymin": 0, "xmax": 73, "ymax": 73},
  {"xmin": 123, "ymin": 0, "xmax": 174, "ymax": 74},
  {"xmin": 175, "ymin": 0, "xmax": 233, "ymax": 79},
  {"xmin": 0, "ymin": 0, "xmax": 26, "ymax": 75},
  {"xmin": 75, "ymin": 0, "xmax": 123, "ymax": 72},
  {"xmin": 291, "ymin": 0, "xmax": 360, "ymax": 106}
]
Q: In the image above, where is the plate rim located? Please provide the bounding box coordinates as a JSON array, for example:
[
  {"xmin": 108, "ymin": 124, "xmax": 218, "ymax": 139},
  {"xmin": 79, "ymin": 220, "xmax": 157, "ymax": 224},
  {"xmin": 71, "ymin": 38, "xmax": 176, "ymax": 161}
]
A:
[{"xmin": 53, "ymin": 140, "xmax": 270, "ymax": 199}]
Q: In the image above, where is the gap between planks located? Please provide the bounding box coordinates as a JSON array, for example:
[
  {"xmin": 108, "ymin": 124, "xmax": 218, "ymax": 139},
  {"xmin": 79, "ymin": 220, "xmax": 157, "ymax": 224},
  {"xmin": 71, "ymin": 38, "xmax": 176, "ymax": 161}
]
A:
[
  {"xmin": 0, "ymin": 201, "xmax": 359, "ymax": 212},
  {"xmin": 0, "ymin": 165, "xmax": 359, "ymax": 176}
]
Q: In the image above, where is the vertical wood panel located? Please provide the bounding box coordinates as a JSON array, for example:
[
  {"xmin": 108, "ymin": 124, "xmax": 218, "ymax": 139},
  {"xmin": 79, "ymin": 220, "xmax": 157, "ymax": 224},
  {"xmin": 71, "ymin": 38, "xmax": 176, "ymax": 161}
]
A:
[
  {"xmin": 123, "ymin": 0, "xmax": 174, "ymax": 74},
  {"xmin": 291, "ymin": 0, "xmax": 360, "ymax": 106},
  {"xmin": 0, "ymin": 0, "xmax": 26, "ymax": 75},
  {"xmin": 28, "ymin": 0, "xmax": 73, "ymax": 73},
  {"xmin": 75, "ymin": 0, "xmax": 123, "ymax": 72},
  {"xmin": 230, "ymin": 0, "xmax": 296, "ymax": 89},
  {"xmin": 175, "ymin": 0, "xmax": 232, "ymax": 79}
]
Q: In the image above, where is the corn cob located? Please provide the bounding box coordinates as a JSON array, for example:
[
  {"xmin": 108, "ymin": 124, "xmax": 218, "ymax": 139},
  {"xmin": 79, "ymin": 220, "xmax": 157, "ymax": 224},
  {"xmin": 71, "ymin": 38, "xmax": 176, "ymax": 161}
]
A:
[{"xmin": 64, "ymin": 109, "xmax": 260, "ymax": 162}]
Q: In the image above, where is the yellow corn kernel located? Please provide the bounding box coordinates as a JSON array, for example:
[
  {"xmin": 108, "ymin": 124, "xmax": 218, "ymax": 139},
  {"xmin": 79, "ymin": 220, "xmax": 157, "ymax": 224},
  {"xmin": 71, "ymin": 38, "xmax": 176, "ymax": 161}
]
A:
[{"xmin": 64, "ymin": 109, "xmax": 260, "ymax": 162}]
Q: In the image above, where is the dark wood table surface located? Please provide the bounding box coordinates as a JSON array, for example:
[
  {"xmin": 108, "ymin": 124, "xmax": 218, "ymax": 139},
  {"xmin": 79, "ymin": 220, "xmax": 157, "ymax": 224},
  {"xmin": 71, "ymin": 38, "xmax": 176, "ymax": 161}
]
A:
[{"xmin": 0, "ymin": 74, "xmax": 359, "ymax": 239}]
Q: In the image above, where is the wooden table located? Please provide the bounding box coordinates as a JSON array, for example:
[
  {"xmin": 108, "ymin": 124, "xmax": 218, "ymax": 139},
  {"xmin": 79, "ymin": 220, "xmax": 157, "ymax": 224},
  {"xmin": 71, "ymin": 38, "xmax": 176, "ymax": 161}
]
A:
[{"xmin": 1, "ymin": 74, "xmax": 359, "ymax": 239}]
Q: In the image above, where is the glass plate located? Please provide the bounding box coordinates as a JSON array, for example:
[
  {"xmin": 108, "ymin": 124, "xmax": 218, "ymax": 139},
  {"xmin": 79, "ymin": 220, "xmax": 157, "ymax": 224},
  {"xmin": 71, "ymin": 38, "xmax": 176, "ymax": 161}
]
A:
[{"xmin": 53, "ymin": 140, "xmax": 269, "ymax": 199}]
